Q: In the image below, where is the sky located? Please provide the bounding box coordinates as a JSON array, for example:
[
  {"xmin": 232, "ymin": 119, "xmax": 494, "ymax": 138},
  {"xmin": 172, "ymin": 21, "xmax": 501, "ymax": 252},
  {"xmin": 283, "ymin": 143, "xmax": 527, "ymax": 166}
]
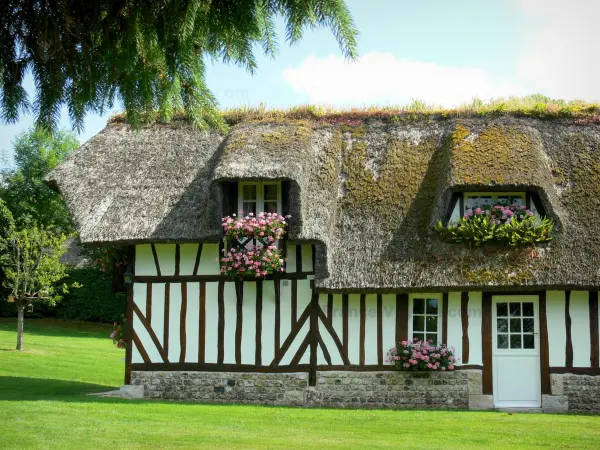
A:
[{"xmin": 1, "ymin": 0, "xmax": 598, "ymax": 166}]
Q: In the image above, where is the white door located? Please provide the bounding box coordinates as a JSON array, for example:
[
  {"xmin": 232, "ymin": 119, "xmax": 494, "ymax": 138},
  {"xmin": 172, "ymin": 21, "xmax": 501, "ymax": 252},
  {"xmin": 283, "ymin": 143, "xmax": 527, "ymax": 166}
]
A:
[{"xmin": 492, "ymin": 295, "xmax": 541, "ymax": 408}]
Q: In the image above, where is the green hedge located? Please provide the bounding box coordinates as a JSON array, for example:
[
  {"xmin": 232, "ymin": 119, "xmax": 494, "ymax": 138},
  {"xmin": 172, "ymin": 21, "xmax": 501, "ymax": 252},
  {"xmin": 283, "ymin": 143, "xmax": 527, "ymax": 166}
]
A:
[{"xmin": 0, "ymin": 268, "xmax": 126, "ymax": 323}]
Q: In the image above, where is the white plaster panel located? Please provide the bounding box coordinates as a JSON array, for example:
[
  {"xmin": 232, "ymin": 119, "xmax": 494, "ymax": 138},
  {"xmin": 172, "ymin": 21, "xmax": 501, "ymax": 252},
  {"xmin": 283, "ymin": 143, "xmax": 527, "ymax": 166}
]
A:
[
  {"xmin": 204, "ymin": 282, "xmax": 219, "ymax": 363},
  {"xmin": 546, "ymin": 291, "xmax": 566, "ymax": 367},
  {"xmin": 133, "ymin": 283, "xmax": 147, "ymax": 316},
  {"xmin": 297, "ymin": 279, "xmax": 312, "ymax": 316},
  {"xmin": 381, "ymin": 294, "xmax": 396, "ymax": 364},
  {"xmin": 179, "ymin": 244, "xmax": 199, "ymax": 276},
  {"xmin": 279, "ymin": 280, "xmax": 292, "ymax": 347},
  {"xmin": 167, "ymin": 283, "xmax": 181, "ymax": 362},
  {"xmin": 286, "ymin": 245, "xmax": 297, "ymax": 273},
  {"xmin": 467, "ymin": 292, "xmax": 483, "ymax": 366},
  {"xmin": 198, "ymin": 243, "xmax": 220, "ymax": 275},
  {"xmin": 261, "ymin": 280, "xmax": 276, "ymax": 365},
  {"xmin": 317, "ymin": 294, "xmax": 344, "ymax": 366},
  {"xmin": 347, "ymin": 294, "xmax": 361, "ymax": 365},
  {"xmin": 302, "ymin": 244, "xmax": 313, "ymax": 273},
  {"xmin": 364, "ymin": 295, "xmax": 379, "ymax": 365},
  {"xmin": 571, "ymin": 291, "xmax": 591, "ymax": 367},
  {"xmin": 150, "ymin": 283, "xmax": 165, "ymax": 346},
  {"xmin": 135, "ymin": 244, "xmax": 157, "ymax": 276},
  {"xmin": 133, "ymin": 314, "xmax": 162, "ymax": 363},
  {"xmin": 280, "ymin": 320, "xmax": 310, "ymax": 366},
  {"xmin": 185, "ymin": 282, "xmax": 200, "ymax": 363},
  {"xmin": 223, "ymin": 281, "xmax": 237, "ymax": 364},
  {"xmin": 155, "ymin": 244, "xmax": 176, "ymax": 276},
  {"xmin": 241, "ymin": 282, "xmax": 257, "ymax": 365},
  {"xmin": 331, "ymin": 294, "xmax": 345, "ymax": 360},
  {"xmin": 446, "ymin": 292, "xmax": 462, "ymax": 363}
]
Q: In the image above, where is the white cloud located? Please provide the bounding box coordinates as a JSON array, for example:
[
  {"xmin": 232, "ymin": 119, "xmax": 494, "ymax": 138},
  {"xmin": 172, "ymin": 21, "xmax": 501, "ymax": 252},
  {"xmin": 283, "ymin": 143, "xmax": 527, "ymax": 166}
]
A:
[
  {"xmin": 283, "ymin": 1, "xmax": 600, "ymax": 106},
  {"xmin": 282, "ymin": 52, "xmax": 526, "ymax": 107},
  {"xmin": 515, "ymin": 0, "xmax": 600, "ymax": 101}
]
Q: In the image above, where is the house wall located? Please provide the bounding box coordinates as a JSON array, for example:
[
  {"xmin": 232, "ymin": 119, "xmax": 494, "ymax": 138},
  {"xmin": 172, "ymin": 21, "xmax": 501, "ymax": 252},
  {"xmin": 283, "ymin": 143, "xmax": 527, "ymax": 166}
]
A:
[{"xmin": 127, "ymin": 243, "xmax": 600, "ymax": 410}]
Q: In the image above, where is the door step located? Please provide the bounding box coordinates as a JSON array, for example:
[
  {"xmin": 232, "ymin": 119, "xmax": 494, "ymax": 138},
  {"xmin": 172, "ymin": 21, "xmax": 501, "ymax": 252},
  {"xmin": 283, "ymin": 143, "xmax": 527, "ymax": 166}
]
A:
[{"xmin": 497, "ymin": 407, "xmax": 543, "ymax": 414}]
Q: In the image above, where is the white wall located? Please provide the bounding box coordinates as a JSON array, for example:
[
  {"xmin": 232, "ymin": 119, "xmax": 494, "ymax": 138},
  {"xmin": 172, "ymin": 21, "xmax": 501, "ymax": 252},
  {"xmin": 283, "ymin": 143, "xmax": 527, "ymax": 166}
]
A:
[
  {"xmin": 546, "ymin": 291, "xmax": 566, "ymax": 367},
  {"xmin": 570, "ymin": 291, "xmax": 591, "ymax": 367},
  {"xmin": 467, "ymin": 292, "xmax": 483, "ymax": 366}
]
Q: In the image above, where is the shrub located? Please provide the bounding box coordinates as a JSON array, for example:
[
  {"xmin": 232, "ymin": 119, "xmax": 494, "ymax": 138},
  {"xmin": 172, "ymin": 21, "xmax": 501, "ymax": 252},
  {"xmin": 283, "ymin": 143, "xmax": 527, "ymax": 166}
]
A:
[
  {"xmin": 387, "ymin": 339, "xmax": 457, "ymax": 371},
  {"xmin": 436, "ymin": 203, "xmax": 553, "ymax": 246}
]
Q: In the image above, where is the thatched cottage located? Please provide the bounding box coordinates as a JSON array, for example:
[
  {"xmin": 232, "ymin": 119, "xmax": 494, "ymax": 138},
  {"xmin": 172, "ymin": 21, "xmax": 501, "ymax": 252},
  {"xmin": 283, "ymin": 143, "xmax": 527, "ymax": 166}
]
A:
[{"xmin": 47, "ymin": 113, "xmax": 600, "ymax": 411}]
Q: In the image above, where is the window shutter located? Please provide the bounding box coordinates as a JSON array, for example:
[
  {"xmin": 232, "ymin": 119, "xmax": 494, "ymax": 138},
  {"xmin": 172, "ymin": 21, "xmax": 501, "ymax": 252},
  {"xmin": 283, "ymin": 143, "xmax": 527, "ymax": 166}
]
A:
[{"xmin": 222, "ymin": 182, "xmax": 238, "ymax": 217}]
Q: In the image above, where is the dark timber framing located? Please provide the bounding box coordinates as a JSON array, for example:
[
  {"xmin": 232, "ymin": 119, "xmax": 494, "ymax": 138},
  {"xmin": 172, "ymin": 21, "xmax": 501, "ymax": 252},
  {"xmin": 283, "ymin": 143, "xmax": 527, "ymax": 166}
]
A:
[
  {"xmin": 461, "ymin": 292, "xmax": 469, "ymax": 364},
  {"xmin": 481, "ymin": 292, "xmax": 493, "ymax": 395},
  {"xmin": 198, "ymin": 282, "xmax": 206, "ymax": 364},
  {"xmin": 539, "ymin": 291, "xmax": 551, "ymax": 395},
  {"xmin": 124, "ymin": 245, "xmax": 135, "ymax": 384},
  {"xmin": 179, "ymin": 282, "xmax": 187, "ymax": 363},
  {"xmin": 565, "ymin": 290, "xmax": 573, "ymax": 368},
  {"xmin": 396, "ymin": 294, "xmax": 409, "ymax": 344},
  {"xmin": 442, "ymin": 293, "xmax": 449, "ymax": 345}
]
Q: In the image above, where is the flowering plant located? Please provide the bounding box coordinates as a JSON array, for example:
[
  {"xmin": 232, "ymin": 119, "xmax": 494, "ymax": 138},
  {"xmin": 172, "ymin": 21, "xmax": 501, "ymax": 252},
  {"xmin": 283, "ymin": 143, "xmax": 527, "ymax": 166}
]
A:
[
  {"xmin": 219, "ymin": 212, "xmax": 289, "ymax": 279},
  {"xmin": 110, "ymin": 314, "xmax": 127, "ymax": 349},
  {"xmin": 387, "ymin": 338, "xmax": 457, "ymax": 371},
  {"xmin": 436, "ymin": 203, "xmax": 553, "ymax": 246},
  {"xmin": 220, "ymin": 245, "xmax": 285, "ymax": 279}
]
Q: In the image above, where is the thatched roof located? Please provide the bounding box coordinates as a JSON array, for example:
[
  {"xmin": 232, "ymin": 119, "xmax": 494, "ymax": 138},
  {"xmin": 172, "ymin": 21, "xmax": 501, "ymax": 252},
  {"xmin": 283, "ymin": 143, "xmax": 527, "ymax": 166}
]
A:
[{"xmin": 47, "ymin": 116, "xmax": 600, "ymax": 291}]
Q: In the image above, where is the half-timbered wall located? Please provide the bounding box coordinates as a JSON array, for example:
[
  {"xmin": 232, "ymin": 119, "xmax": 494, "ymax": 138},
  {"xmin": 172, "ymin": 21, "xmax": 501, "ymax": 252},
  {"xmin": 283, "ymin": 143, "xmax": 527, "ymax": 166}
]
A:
[{"xmin": 127, "ymin": 243, "xmax": 600, "ymax": 389}]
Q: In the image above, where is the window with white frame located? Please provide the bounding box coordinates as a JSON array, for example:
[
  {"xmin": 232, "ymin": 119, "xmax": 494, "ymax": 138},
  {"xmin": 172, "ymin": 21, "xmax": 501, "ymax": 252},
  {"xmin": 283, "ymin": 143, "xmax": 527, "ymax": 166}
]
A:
[
  {"xmin": 238, "ymin": 181, "xmax": 282, "ymax": 216},
  {"xmin": 409, "ymin": 294, "xmax": 442, "ymax": 344},
  {"xmin": 448, "ymin": 191, "xmax": 541, "ymax": 224}
]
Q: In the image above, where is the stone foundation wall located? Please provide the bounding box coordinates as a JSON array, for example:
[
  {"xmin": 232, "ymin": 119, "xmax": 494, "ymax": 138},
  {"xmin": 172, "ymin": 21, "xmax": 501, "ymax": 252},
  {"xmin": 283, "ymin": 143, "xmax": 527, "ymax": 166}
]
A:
[
  {"xmin": 551, "ymin": 373, "xmax": 600, "ymax": 412},
  {"xmin": 131, "ymin": 370, "xmax": 479, "ymax": 409}
]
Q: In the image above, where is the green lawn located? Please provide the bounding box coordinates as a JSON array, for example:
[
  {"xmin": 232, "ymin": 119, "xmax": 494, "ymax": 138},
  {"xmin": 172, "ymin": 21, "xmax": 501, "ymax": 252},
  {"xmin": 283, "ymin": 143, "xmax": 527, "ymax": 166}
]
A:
[{"xmin": 1, "ymin": 319, "xmax": 600, "ymax": 449}]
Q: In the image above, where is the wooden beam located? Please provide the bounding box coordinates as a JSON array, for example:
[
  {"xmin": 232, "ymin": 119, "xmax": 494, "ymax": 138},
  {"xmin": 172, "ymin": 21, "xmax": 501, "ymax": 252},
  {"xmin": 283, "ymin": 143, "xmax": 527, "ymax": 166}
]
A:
[
  {"xmin": 132, "ymin": 332, "xmax": 150, "ymax": 364},
  {"xmin": 342, "ymin": 294, "xmax": 349, "ymax": 362},
  {"xmin": 198, "ymin": 282, "xmax": 206, "ymax": 364},
  {"xmin": 442, "ymin": 293, "xmax": 449, "ymax": 345},
  {"xmin": 179, "ymin": 282, "xmax": 187, "ymax": 363},
  {"xmin": 217, "ymin": 280, "xmax": 225, "ymax": 365},
  {"xmin": 145, "ymin": 282, "xmax": 152, "ymax": 325},
  {"xmin": 164, "ymin": 282, "xmax": 170, "ymax": 357},
  {"xmin": 482, "ymin": 292, "xmax": 493, "ymax": 395},
  {"xmin": 377, "ymin": 294, "xmax": 383, "ymax": 366},
  {"xmin": 316, "ymin": 306, "xmax": 350, "ymax": 366},
  {"xmin": 461, "ymin": 292, "xmax": 469, "ymax": 364},
  {"xmin": 396, "ymin": 293, "xmax": 409, "ymax": 344},
  {"xmin": 174, "ymin": 244, "xmax": 180, "ymax": 276},
  {"xmin": 327, "ymin": 294, "xmax": 334, "ymax": 325},
  {"xmin": 272, "ymin": 305, "xmax": 311, "ymax": 366},
  {"xmin": 539, "ymin": 291, "xmax": 551, "ymax": 395},
  {"xmin": 565, "ymin": 291, "xmax": 573, "ymax": 368},
  {"xmin": 192, "ymin": 244, "xmax": 203, "ymax": 276},
  {"xmin": 133, "ymin": 302, "xmax": 168, "ymax": 362},
  {"xmin": 296, "ymin": 244, "xmax": 303, "ymax": 273},
  {"xmin": 318, "ymin": 333, "xmax": 332, "ymax": 366},
  {"xmin": 309, "ymin": 292, "xmax": 318, "ymax": 386},
  {"xmin": 124, "ymin": 244, "xmax": 135, "ymax": 385},
  {"xmin": 151, "ymin": 244, "xmax": 161, "ymax": 276}
]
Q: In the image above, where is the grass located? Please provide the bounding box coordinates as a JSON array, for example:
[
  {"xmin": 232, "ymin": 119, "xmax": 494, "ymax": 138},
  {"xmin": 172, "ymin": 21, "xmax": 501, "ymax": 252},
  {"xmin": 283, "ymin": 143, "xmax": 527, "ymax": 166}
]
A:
[
  {"xmin": 108, "ymin": 95, "xmax": 600, "ymax": 128},
  {"xmin": 1, "ymin": 318, "xmax": 600, "ymax": 449}
]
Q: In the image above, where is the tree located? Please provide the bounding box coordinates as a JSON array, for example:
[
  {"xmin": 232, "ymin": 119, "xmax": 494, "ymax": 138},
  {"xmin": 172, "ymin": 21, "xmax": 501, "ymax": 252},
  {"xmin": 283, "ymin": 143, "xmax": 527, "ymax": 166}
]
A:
[
  {"xmin": 1, "ymin": 129, "xmax": 78, "ymax": 232},
  {"xmin": 1, "ymin": 1, "xmax": 358, "ymax": 132},
  {"xmin": 0, "ymin": 226, "xmax": 69, "ymax": 350}
]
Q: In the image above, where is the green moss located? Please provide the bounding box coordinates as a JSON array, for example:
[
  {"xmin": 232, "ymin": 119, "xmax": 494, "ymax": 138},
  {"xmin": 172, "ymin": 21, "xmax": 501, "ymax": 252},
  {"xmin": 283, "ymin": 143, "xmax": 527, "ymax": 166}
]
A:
[
  {"xmin": 261, "ymin": 131, "xmax": 292, "ymax": 145},
  {"xmin": 462, "ymin": 266, "xmax": 534, "ymax": 285},
  {"xmin": 317, "ymin": 130, "xmax": 342, "ymax": 190},
  {"xmin": 450, "ymin": 125, "xmax": 540, "ymax": 185}
]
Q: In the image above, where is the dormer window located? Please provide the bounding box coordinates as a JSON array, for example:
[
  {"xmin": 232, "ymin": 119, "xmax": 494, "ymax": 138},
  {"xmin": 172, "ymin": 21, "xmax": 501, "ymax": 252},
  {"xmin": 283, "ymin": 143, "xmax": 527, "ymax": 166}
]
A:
[
  {"xmin": 447, "ymin": 191, "xmax": 542, "ymax": 225},
  {"xmin": 238, "ymin": 181, "xmax": 282, "ymax": 216}
]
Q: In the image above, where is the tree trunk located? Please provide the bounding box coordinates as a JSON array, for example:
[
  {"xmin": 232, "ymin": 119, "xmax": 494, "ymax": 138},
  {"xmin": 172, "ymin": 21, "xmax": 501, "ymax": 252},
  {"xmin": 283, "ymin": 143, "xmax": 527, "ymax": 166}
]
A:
[{"xmin": 16, "ymin": 303, "xmax": 25, "ymax": 351}]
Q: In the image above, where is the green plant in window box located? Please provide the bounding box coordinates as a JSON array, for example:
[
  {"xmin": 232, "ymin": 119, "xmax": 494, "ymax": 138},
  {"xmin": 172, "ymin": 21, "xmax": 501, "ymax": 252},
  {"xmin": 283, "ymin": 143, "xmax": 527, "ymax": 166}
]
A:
[{"xmin": 436, "ymin": 203, "xmax": 554, "ymax": 246}]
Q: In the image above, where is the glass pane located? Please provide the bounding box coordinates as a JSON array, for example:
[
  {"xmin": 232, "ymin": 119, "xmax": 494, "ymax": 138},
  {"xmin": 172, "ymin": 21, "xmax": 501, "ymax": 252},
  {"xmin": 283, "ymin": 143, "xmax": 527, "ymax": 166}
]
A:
[
  {"xmin": 510, "ymin": 318, "xmax": 522, "ymax": 333},
  {"xmin": 510, "ymin": 196, "xmax": 524, "ymax": 206},
  {"xmin": 264, "ymin": 201, "xmax": 278, "ymax": 214},
  {"xmin": 510, "ymin": 303, "xmax": 521, "ymax": 317},
  {"xmin": 426, "ymin": 334, "xmax": 438, "ymax": 345},
  {"xmin": 479, "ymin": 196, "xmax": 492, "ymax": 206},
  {"xmin": 497, "ymin": 303, "xmax": 508, "ymax": 317},
  {"xmin": 510, "ymin": 334, "xmax": 522, "ymax": 349},
  {"xmin": 497, "ymin": 319, "xmax": 508, "ymax": 333},
  {"xmin": 413, "ymin": 316, "xmax": 425, "ymax": 332},
  {"xmin": 264, "ymin": 184, "xmax": 278, "ymax": 201},
  {"xmin": 413, "ymin": 333, "xmax": 424, "ymax": 342},
  {"xmin": 413, "ymin": 298, "xmax": 424, "ymax": 315},
  {"xmin": 426, "ymin": 299, "xmax": 438, "ymax": 315},
  {"xmin": 523, "ymin": 334, "xmax": 535, "ymax": 349},
  {"xmin": 523, "ymin": 318, "xmax": 535, "ymax": 333},
  {"xmin": 426, "ymin": 316, "xmax": 438, "ymax": 332},
  {"xmin": 465, "ymin": 196, "xmax": 480, "ymax": 210},
  {"xmin": 497, "ymin": 334, "xmax": 509, "ymax": 349},
  {"xmin": 497, "ymin": 195, "xmax": 509, "ymax": 204},
  {"xmin": 523, "ymin": 302, "xmax": 534, "ymax": 317},
  {"xmin": 242, "ymin": 185, "xmax": 256, "ymax": 201},
  {"xmin": 242, "ymin": 202, "xmax": 256, "ymax": 216}
]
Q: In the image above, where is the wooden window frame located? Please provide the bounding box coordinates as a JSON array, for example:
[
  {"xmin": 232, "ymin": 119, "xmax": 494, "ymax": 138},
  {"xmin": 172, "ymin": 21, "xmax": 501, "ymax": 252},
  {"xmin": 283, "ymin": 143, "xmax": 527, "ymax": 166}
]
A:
[
  {"xmin": 238, "ymin": 181, "xmax": 282, "ymax": 216},
  {"xmin": 408, "ymin": 293, "xmax": 443, "ymax": 344}
]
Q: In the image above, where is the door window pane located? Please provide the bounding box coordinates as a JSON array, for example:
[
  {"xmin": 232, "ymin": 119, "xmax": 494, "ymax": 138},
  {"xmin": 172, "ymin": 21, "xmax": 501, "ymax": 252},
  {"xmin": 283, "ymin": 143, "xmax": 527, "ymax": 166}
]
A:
[
  {"xmin": 523, "ymin": 334, "xmax": 535, "ymax": 349},
  {"xmin": 497, "ymin": 303, "xmax": 508, "ymax": 317},
  {"xmin": 510, "ymin": 303, "xmax": 521, "ymax": 317},
  {"xmin": 413, "ymin": 298, "xmax": 424, "ymax": 314},
  {"xmin": 497, "ymin": 319, "xmax": 508, "ymax": 333},
  {"xmin": 428, "ymin": 334, "xmax": 438, "ymax": 345},
  {"xmin": 510, "ymin": 334, "xmax": 522, "ymax": 349},
  {"xmin": 498, "ymin": 334, "xmax": 509, "ymax": 349},
  {"xmin": 510, "ymin": 318, "xmax": 522, "ymax": 333},
  {"xmin": 523, "ymin": 303, "xmax": 534, "ymax": 317},
  {"xmin": 523, "ymin": 318, "xmax": 534, "ymax": 333}
]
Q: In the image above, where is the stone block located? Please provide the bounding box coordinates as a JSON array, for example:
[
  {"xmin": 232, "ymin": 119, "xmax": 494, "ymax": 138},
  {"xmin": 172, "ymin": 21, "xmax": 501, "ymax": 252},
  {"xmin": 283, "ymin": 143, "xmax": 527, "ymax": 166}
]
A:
[
  {"xmin": 469, "ymin": 394, "xmax": 494, "ymax": 410},
  {"xmin": 120, "ymin": 384, "xmax": 144, "ymax": 399},
  {"xmin": 542, "ymin": 394, "xmax": 569, "ymax": 413}
]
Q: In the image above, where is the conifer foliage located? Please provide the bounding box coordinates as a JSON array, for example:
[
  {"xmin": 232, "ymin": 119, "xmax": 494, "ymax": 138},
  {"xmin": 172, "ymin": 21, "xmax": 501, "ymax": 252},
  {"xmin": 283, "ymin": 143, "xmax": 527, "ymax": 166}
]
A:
[{"xmin": 0, "ymin": 1, "xmax": 358, "ymax": 132}]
